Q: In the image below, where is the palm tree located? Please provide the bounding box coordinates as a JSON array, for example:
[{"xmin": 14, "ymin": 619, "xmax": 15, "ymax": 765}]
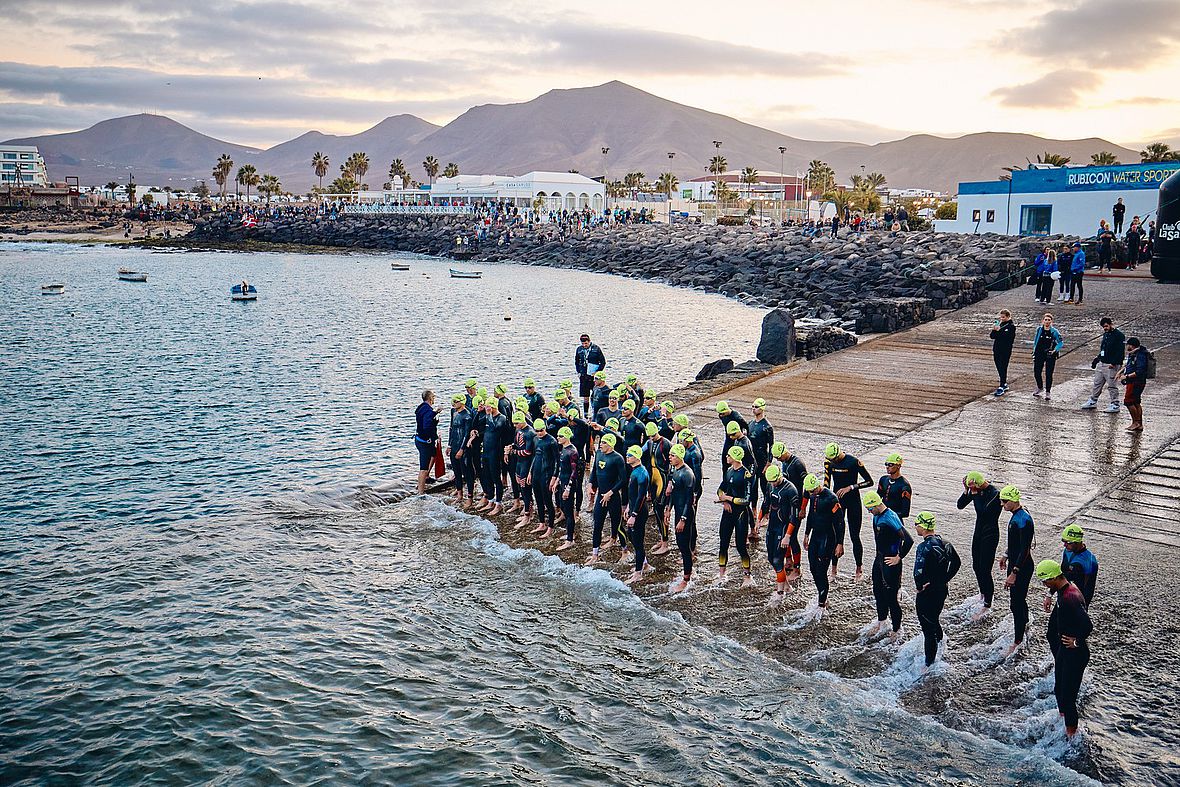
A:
[
  {"xmin": 739, "ymin": 166, "xmax": 758, "ymax": 200},
  {"xmin": 708, "ymin": 155, "xmax": 727, "ymax": 201},
  {"xmin": 1090, "ymin": 151, "xmax": 1120, "ymax": 166},
  {"xmin": 422, "ymin": 156, "xmax": 440, "ymax": 186},
  {"xmin": 389, "ymin": 159, "xmax": 411, "ymax": 189},
  {"xmin": 1036, "ymin": 152, "xmax": 1071, "ymax": 166},
  {"xmin": 104, "ymin": 181, "xmax": 119, "ymax": 199},
  {"xmin": 1140, "ymin": 142, "xmax": 1180, "ymax": 162},
  {"xmin": 213, "ymin": 153, "xmax": 234, "ymax": 199},
  {"xmin": 865, "ymin": 171, "xmax": 887, "ymax": 191},
  {"xmin": 806, "ymin": 160, "xmax": 835, "ymax": 195},
  {"xmin": 312, "ymin": 152, "xmax": 330, "ymax": 189},
  {"xmin": 236, "ymin": 164, "xmax": 259, "ymax": 202},
  {"xmin": 258, "ymin": 174, "xmax": 281, "ymax": 205},
  {"xmin": 655, "ymin": 172, "xmax": 679, "ymax": 199},
  {"xmin": 442, "ymin": 162, "xmax": 459, "ymax": 179},
  {"xmin": 126, "ymin": 179, "xmax": 137, "ymax": 204}
]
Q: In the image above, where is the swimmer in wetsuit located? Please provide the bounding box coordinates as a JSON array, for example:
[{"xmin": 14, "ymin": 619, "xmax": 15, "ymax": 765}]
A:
[
  {"xmin": 555, "ymin": 426, "xmax": 580, "ymax": 551},
  {"xmin": 912, "ymin": 512, "xmax": 961, "ymax": 668},
  {"xmin": 957, "ymin": 471, "xmax": 1001, "ymax": 620},
  {"xmin": 763, "ymin": 464, "xmax": 800, "ymax": 604},
  {"xmin": 823, "ymin": 442, "xmax": 874, "ymax": 581},
  {"xmin": 715, "ymin": 400, "xmax": 749, "ymax": 475},
  {"xmin": 864, "ymin": 491, "xmax": 914, "ymax": 638},
  {"xmin": 747, "ymin": 397, "xmax": 775, "ymax": 531},
  {"xmin": 770, "ymin": 442, "xmax": 807, "ymax": 580},
  {"xmin": 508, "ymin": 412, "xmax": 535, "ymax": 527},
  {"xmin": 716, "ymin": 445, "xmax": 755, "ymax": 587},
  {"xmin": 587, "ymin": 433, "xmax": 625, "ymax": 565},
  {"xmin": 1037, "ymin": 559, "xmax": 1093, "ymax": 736},
  {"xmin": 802, "ymin": 474, "xmax": 842, "ymax": 613},
  {"xmin": 522, "ymin": 378, "xmax": 546, "ymax": 423},
  {"xmin": 999, "ymin": 484, "xmax": 1035, "ymax": 657},
  {"xmin": 667, "ymin": 443, "xmax": 697, "ymax": 592},
  {"xmin": 641, "ymin": 422, "xmax": 673, "ymax": 556},
  {"xmin": 1055, "ymin": 523, "xmax": 1097, "ymax": 607},
  {"xmin": 623, "ymin": 446, "xmax": 651, "ymax": 584},
  {"xmin": 876, "ymin": 452, "xmax": 912, "ymax": 523}
]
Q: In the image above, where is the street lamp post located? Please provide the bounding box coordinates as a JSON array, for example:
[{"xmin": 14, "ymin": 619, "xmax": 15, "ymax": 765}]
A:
[
  {"xmin": 601, "ymin": 146, "xmax": 610, "ymax": 215},
  {"xmin": 666, "ymin": 151, "xmax": 675, "ymax": 224},
  {"xmin": 778, "ymin": 146, "xmax": 787, "ymax": 225}
]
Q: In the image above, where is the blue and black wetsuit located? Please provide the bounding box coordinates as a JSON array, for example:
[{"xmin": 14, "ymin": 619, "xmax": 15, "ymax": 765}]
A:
[
  {"xmin": 684, "ymin": 443, "xmax": 705, "ymax": 541},
  {"xmin": 748, "ymin": 417, "xmax": 775, "ymax": 512},
  {"xmin": 557, "ymin": 443, "xmax": 580, "ymax": 540},
  {"xmin": 590, "ymin": 384, "xmax": 612, "ymax": 419},
  {"xmin": 717, "ymin": 464, "xmax": 754, "ymax": 572},
  {"xmin": 876, "ymin": 474, "xmax": 912, "ymax": 521},
  {"xmin": 957, "ymin": 484, "xmax": 1001, "ymax": 608},
  {"xmin": 467, "ymin": 409, "xmax": 487, "ymax": 497},
  {"xmin": 765, "ymin": 479, "xmax": 800, "ymax": 582},
  {"xmin": 804, "ymin": 488, "xmax": 842, "ymax": 605},
  {"xmin": 567, "ymin": 413, "xmax": 592, "ymax": 468},
  {"xmin": 1006, "ymin": 507, "xmax": 1036, "ymax": 644},
  {"xmin": 719, "ymin": 410, "xmax": 749, "ymax": 473},
  {"xmin": 1047, "ymin": 582, "xmax": 1093, "ymax": 729},
  {"xmin": 449, "ymin": 406, "xmax": 472, "ymax": 496},
  {"xmin": 626, "ymin": 464, "xmax": 651, "ymax": 572},
  {"xmin": 824, "ymin": 453, "xmax": 874, "ymax": 571},
  {"xmin": 782, "ymin": 455, "xmax": 807, "ymax": 503},
  {"xmin": 1060, "ymin": 547, "xmax": 1098, "ymax": 606},
  {"xmin": 620, "ymin": 416, "xmax": 646, "ymax": 453},
  {"xmin": 871, "ymin": 507, "xmax": 914, "ymax": 632},
  {"xmin": 669, "ymin": 463, "xmax": 697, "ymax": 578},
  {"xmin": 511, "ymin": 426, "xmax": 536, "ymax": 512},
  {"xmin": 531, "ymin": 433, "xmax": 559, "ymax": 528},
  {"xmin": 590, "ymin": 449, "xmax": 626, "ymax": 549},
  {"xmin": 481, "ymin": 413, "xmax": 508, "ymax": 503},
  {"xmin": 913, "ymin": 534, "xmax": 961, "ymax": 666}
]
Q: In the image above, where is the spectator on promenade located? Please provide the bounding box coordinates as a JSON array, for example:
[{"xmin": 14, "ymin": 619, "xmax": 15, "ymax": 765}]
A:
[
  {"xmin": 897, "ymin": 206, "xmax": 909, "ymax": 231},
  {"xmin": 574, "ymin": 334, "xmax": 607, "ymax": 416},
  {"xmin": 1032, "ymin": 313, "xmax": 1063, "ymax": 401},
  {"xmin": 1082, "ymin": 317, "xmax": 1125, "ymax": 413},
  {"xmin": 1068, "ymin": 242, "xmax": 1086, "ymax": 304},
  {"xmin": 830, "ymin": 215, "xmax": 840, "ymax": 238},
  {"xmin": 1112, "ymin": 198, "xmax": 1125, "ymax": 233},
  {"xmin": 1118, "ymin": 337, "xmax": 1149, "ymax": 432},
  {"xmin": 1056, "ymin": 243, "xmax": 1073, "ymax": 303},
  {"xmin": 1097, "ymin": 222, "xmax": 1115, "ymax": 272},
  {"xmin": 991, "ymin": 309, "xmax": 1015, "ymax": 396},
  {"xmin": 1126, "ymin": 222, "xmax": 1144, "ymax": 270}
]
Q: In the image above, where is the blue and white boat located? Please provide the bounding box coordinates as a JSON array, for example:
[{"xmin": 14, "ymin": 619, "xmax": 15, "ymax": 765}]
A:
[{"xmin": 231, "ymin": 284, "xmax": 258, "ymax": 301}]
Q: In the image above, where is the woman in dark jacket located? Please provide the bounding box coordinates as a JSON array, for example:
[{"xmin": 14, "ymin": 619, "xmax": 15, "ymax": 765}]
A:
[{"xmin": 1118, "ymin": 337, "xmax": 1149, "ymax": 432}]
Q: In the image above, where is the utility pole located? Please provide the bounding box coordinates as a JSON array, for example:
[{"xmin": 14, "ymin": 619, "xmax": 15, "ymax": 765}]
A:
[
  {"xmin": 601, "ymin": 146, "xmax": 610, "ymax": 214},
  {"xmin": 778, "ymin": 146, "xmax": 787, "ymax": 225},
  {"xmin": 667, "ymin": 151, "xmax": 675, "ymax": 223}
]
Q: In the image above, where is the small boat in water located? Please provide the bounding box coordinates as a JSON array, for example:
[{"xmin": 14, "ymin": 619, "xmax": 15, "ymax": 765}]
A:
[
  {"xmin": 41, "ymin": 283, "xmax": 65, "ymax": 295},
  {"xmin": 231, "ymin": 284, "xmax": 258, "ymax": 301},
  {"xmin": 449, "ymin": 269, "xmax": 482, "ymax": 279},
  {"xmin": 118, "ymin": 268, "xmax": 148, "ymax": 282},
  {"xmin": 390, "ymin": 263, "xmax": 411, "ymax": 271}
]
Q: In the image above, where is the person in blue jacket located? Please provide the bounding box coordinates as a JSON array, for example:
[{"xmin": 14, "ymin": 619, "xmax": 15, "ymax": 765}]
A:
[
  {"xmin": 1033, "ymin": 248, "xmax": 1053, "ymax": 304},
  {"xmin": 1032, "ymin": 312, "xmax": 1064, "ymax": 400},
  {"xmin": 1056, "ymin": 243, "xmax": 1073, "ymax": 303},
  {"xmin": 1067, "ymin": 242, "xmax": 1086, "ymax": 304},
  {"xmin": 415, "ymin": 390, "xmax": 441, "ymax": 494}
]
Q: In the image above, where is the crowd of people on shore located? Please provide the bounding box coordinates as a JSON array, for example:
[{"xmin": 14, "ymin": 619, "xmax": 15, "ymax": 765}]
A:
[{"xmin": 413, "ymin": 333, "xmax": 1100, "ymax": 738}]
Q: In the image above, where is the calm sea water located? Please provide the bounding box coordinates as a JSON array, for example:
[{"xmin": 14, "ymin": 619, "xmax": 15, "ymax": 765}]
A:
[{"xmin": 1, "ymin": 244, "xmax": 1092, "ymax": 785}]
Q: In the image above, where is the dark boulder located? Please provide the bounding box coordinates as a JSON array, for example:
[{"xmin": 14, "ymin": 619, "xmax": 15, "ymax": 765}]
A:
[
  {"xmin": 756, "ymin": 308, "xmax": 796, "ymax": 364},
  {"xmin": 695, "ymin": 358, "xmax": 735, "ymax": 380}
]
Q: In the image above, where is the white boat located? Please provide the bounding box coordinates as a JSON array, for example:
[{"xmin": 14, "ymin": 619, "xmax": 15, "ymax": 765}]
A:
[
  {"xmin": 118, "ymin": 269, "xmax": 148, "ymax": 282},
  {"xmin": 41, "ymin": 283, "xmax": 65, "ymax": 295},
  {"xmin": 231, "ymin": 284, "xmax": 258, "ymax": 301},
  {"xmin": 390, "ymin": 263, "xmax": 411, "ymax": 271},
  {"xmin": 449, "ymin": 268, "xmax": 482, "ymax": 279}
]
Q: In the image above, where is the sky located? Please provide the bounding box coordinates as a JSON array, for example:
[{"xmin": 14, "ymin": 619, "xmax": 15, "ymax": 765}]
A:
[{"xmin": 1, "ymin": 0, "xmax": 1178, "ymax": 149}]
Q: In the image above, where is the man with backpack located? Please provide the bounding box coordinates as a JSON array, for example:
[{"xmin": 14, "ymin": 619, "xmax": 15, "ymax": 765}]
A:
[
  {"xmin": 912, "ymin": 511, "xmax": 961, "ymax": 668},
  {"xmin": 1118, "ymin": 336, "xmax": 1152, "ymax": 432},
  {"xmin": 1082, "ymin": 317, "xmax": 1125, "ymax": 413}
]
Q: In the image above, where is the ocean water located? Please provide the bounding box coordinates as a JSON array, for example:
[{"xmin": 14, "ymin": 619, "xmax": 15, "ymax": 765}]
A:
[{"xmin": 1, "ymin": 244, "xmax": 1093, "ymax": 785}]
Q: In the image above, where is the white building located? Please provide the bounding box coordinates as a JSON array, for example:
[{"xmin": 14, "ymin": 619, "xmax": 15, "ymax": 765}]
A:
[
  {"xmin": 410, "ymin": 171, "xmax": 606, "ymax": 212},
  {"xmin": 935, "ymin": 161, "xmax": 1180, "ymax": 236},
  {"xmin": 0, "ymin": 145, "xmax": 49, "ymax": 186},
  {"xmin": 683, "ymin": 171, "xmax": 804, "ymax": 201}
]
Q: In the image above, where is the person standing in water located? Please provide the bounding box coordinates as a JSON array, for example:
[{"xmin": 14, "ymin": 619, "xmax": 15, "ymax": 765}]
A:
[
  {"xmin": 448, "ymin": 394, "xmax": 472, "ymax": 506},
  {"xmin": 912, "ymin": 511, "xmax": 961, "ymax": 669},
  {"xmin": 864, "ymin": 491, "xmax": 914, "ymax": 639},
  {"xmin": 801, "ymin": 473, "xmax": 842, "ymax": 615},
  {"xmin": 1056, "ymin": 524, "xmax": 1098, "ymax": 607},
  {"xmin": 555, "ymin": 426, "xmax": 580, "ymax": 551},
  {"xmin": 414, "ymin": 390, "xmax": 441, "ymax": 495},
  {"xmin": 876, "ymin": 452, "xmax": 912, "ymax": 524},
  {"xmin": 763, "ymin": 464, "xmax": 801, "ymax": 604},
  {"xmin": 715, "ymin": 445, "xmax": 755, "ymax": 586},
  {"xmin": 999, "ymin": 484, "xmax": 1035, "ymax": 657},
  {"xmin": 747, "ymin": 397, "xmax": 775, "ymax": 531},
  {"xmin": 956, "ymin": 471, "xmax": 1002, "ymax": 620},
  {"xmin": 1036, "ymin": 559, "xmax": 1093, "ymax": 737},
  {"xmin": 623, "ymin": 445, "xmax": 651, "ymax": 585},
  {"xmin": 667, "ymin": 443, "xmax": 697, "ymax": 592},
  {"xmin": 823, "ymin": 442, "xmax": 873, "ymax": 581}
]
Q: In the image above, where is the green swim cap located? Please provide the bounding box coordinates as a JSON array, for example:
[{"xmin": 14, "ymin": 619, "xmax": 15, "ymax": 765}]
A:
[
  {"xmin": 451, "ymin": 393, "xmax": 465, "ymax": 404},
  {"xmin": 644, "ymin": 392, "xmax": 656, "ymax": 402},
  {"xmin": 606, "ymin": 418, "xmax": 620, "ymax": 430},
  {"xmin": 473, "ymin": 396, "xmax": 485, "ymax": 407},
  {"xmin": 771, "ymin": 441, "xmax": 786, "ymax": 458},
  {"xmin": 999, "ymin": 485, "xmax": 1021, "ymax": 503},
  {"xmin": 626, "ymin": 445, "xmax": 642, "ymax": 460},
  {"xmin": 626, "ymin": 373, "xmax": 638, "ymax": 384},
  {"xmin": 465, "ymin": 378, "xmax": 477, "ymax": 388},
  {"xmin": 515, "ymin": 396, "xmax": 528, "ymax": 410},
  {"xmin": 670, "ymin": 443, "xmax": 686, "ymax": 460},
  {"xmin": 965, "ymin": 471, "xmax": 986, "ymax": 486},
  {"xmin": 682, "ymin": 430, "xmax": 696, "ymax": 442},
  {"xmin": 566, "ymin": 408, "xmax": 579, "ymax": 419},
  {"xmin": 608, "ymin": 390, "xmax": 619, "ymax": 400},
  {"xmin": 494, "ymin": 383, "xmax": 507, "ymax": 396},
  {"xmin": 594, "ymin": 371, "xmax": 607, "ymax": 380},
  {"xmin": 862, "ymin": 491, "xmax": 883, "ymax": 509},
  {"xmin": 645, "ymin": 422, "xmax": 659, "ymax": 437},
  {"xmin": 824, "ymin": 442, "xmax": 840, "ymax": 460},
  {"xmin": 885, "ymin": 452, "xmax": 903, "ymax": 466},
  {"xmin": 601, "ymin": 434, "xmax": 617, "ymax": 448},
  {"xmin": 725, "ymin": 421, "xmax": 740, "ymax": 435},
  {"xmin": 561, "ymin": 379, "xmax": 574, "ymax": 389},
  {"xmin": 715, "ymin": 401, "xmax": 729, "ymax": 414},
  {"xmin": 764, "ymin": 464, "xmax": 782, "ymax": 482},
  {"xmin": 662, "ymin": 401, "xmax": 675, "ymax": 413},
  {"xmin": 486, "ymin": 399, "xmax": 499, "ymax": 412},
  {"xmin": 554, "ymin": 390, "xmax": 566, "ymax": 400},
  {"xmin": 915, "ymin": 511, "xmax": 936, "ymax": 531},
  {"xmin": 802, "ymin": 474, "xmax": 820, "ymax": 492},
  {"xmin": 727, "ymin": 445, "xmax": 745, "ymax": 463},
  {"xmin": 558, "ymin": 426, "xmax": 574, "ymax": 440},
  {"xmin": 1062, "ymin": 524, "xmax": 1085, "ymax": 543},
  {"xmin": 533, "ymin": 419, "xmax": 546, "ymax": 430},
  {"xmin": 477, "ymin": 386, "xmax": 488, "ymax": 398},
  {"xmin": 523, "ymin": 378, "xmax": 536, "ymax": 387},
  {"xmin": 1035, "ymin": 559, "xmax": 1063, "ymax": 581},
  {"xmin": 753, "ymin": 397, "xmax": 766, "ymax": 409},
  {"xmin": 621, "ymin": 400, "xmax": 636, "ymax": 412},
  {"xmin": 673, "ymin": 414, "xmax": 689, "ymax": 427},
  {"xmin": 512, "ymin": 412, "xmax": 526, "ymax": 425}
]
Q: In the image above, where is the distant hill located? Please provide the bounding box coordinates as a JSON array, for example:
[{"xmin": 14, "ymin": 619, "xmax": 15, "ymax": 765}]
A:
[{"xmin": 4, "ymin": 83, "xmax": 1141, "ymax": 192}]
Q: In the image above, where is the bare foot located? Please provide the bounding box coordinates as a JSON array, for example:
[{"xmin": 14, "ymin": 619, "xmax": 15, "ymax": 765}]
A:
[
  {"xmin": 741, "ymin": 575, "xmax": 756, "ymax": 588},
  {"xmin": 670, "ymin": 578, "xmax": 688, "ymax": 593},
  {"xmin": 651, "ymin": 542, "xmax": 671, "ymax": 556},
  {"xmin": 624, "ymin": 571, "xmax": 642, "ymax": 585},
  {"xmin": 584, "ymin": 553, "xmax": 600, "ymax": 566},
  {"xmin": 854, "ymin": 567, "xmax": 863, "ymax": 582},
  {"xmin": 715, "ymin": 569, "xmax": 729, "ymax": 585},
  {"xmin": 538, "ymin": 527, "xmax": 553, "ymax": 539},
  {"xmin": 489, "ymin": 504, "xmax": 503, "ymax": 516},
  {"xmin": 971, "ymin": 606, "xmax": 992, "ymax": 622},
  {"xmin": 767, "ymin": 591, "xmax": 784, "ymax": 606},
  {"xmin": 556, "ymin": 540, "xmax": 574, "ymax": 552},
  {"xmin": 1004, "ymin": 641, "xmax": 1023, "ymax": 659}
]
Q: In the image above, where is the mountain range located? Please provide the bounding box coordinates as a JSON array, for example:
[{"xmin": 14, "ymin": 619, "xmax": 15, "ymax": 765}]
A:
[{"xmin": 4, "ymin": 81, "xmax": 1140, "ymax": 193}]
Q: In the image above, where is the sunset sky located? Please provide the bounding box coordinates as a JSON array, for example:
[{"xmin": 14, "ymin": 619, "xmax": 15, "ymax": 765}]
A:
[{"xmin": 2, "ymin": 0, "xmax": 1178, "ymax": 148}]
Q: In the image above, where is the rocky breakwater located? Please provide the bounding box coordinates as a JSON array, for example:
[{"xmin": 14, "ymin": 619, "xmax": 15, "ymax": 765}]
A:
[{"xmin": 188, "ymin": 214, "xmax": 1031, "ymax": 330}]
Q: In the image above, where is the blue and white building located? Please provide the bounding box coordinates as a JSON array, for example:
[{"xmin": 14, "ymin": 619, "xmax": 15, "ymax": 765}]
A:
[
  {"xmin": 0, "ymin": 145, "xmax": 49, "ymax": 186},
  {"xmin": 936, "ymin": 161, "xmax": 1180, "ymax": 236}
]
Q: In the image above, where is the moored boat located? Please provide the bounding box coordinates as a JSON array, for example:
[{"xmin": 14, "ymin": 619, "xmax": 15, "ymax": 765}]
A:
[
  {"xmin": 390, "ymin": 263, "xmax": 411, "ymax": 271},
  {"xmin": 231, "ymin": 284, "xmax": 258, "ymax": 301},
  {"xmin": 118, "ymin": 268, "xmax": 148, "ymax": 282},
  {"xmin": 41, "ymin": 283, "xmax": 65, "ymax": 294},
  {"xmin": 449, "ymin": 269, "xmax": 482, "ymax": 279}
]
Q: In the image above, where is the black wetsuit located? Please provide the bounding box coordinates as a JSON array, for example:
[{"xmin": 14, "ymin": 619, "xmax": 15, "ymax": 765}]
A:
[
  {"xmin": 824, "ymin": 454, "xmax": 873, "ymax": 570},
  {"xmin": 669, "ymin": 463, "xmax": 697, "ymax": 578},
  {"xmin": 511, "ymin": 426, "xmax": 536, "ymax": 512},
  {"xmin": 531, "ymin": 433, "xmax": 559, "ymax": 529},
  {"xmin": 764, "ymin": 480, "xmax": 800, "ymax": 581},
  {"xmin": 557, "ymin": 443, "xmax": 580, "ymax": 540},
  {"xmin": 1047, "ymin": 582, "xmax": 1093, "ymax": 729},
  {"xmin": 748, "ymin": 417, "xmax": 774, "ymax": 513},
  {"xmin": 481, "ymin": 413, "xmax": 508, "ymax": 503},
  {"xmin": 642, "ymin": 436, "xmax": 672, "ymax": 542},
  {"xmin": 871, "ymin": 507, "xmax": 914, "ymax": 632},
  {"xmin": 804, "ymin": 488, "xmax": 843, "ymax": 605},
  {"xmin": 718, "ymin": 410, "xmax": 749, "ymax": 474},
  {"xmin": 876, "ymin": 474, "xmax": 912, "ymax": 521},
  {"xmin": 1006, "ymin": 507, "xmax": 1035, "ymax": 644},
  {"xmin": 467, "ymin": 409, "xmax": 487, "ymax": 498},
  {"xmin": 626, "ymin": 465, "xmax": 651, "ymax": 572},
  {"xmin": 525, "ymin": 391, "xmax": 546, "ymax": 423},
  {"xmin": 590, "ymin": 384, "xmax": 612, "ymax": 419},
  {"xmin": 957, "ymin": 484, "xmax": 1001, "ymax": 608},
  {"xmin": 590, "ymin": 449, "xmax": 625, "ymax": 549},
  {"xmin": 717, "ymin": 464, "xmax": 753, "ymax": 572},
  {"xmin": 448, "ymin": 407, "xmax": 472, "ymax": 495},
  {"xmin": 913, "ymin": 534, "xmax": 961, "ymax": 666}
]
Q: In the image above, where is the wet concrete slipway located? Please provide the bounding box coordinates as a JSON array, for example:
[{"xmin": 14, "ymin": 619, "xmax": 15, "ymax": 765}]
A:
[{"xmin": 454, "ymin": 274, "xmax": 1180, "ymax": 785}]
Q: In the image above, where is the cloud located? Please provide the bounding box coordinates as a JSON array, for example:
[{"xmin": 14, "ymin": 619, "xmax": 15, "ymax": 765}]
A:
[
  {"xmin": 759, "ymin": 116, "xmax": 913, "ymax": 145},
  {"xmin": 1109, "ymin": 96, "xmax": 1178, "ymax": 107},
  {"xmin": 999, "ymin": 0, "xmax": 1180, "ymax": 68},
  {"xmin": 990, "ymin": 69, "xmax": 1092, "ymax": 108}
]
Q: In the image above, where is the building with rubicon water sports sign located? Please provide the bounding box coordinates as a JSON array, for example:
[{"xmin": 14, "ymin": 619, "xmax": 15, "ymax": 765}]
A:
[{"xmin": 935, "ymin": 161, "xmax": 1180, "ymax": 239}]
